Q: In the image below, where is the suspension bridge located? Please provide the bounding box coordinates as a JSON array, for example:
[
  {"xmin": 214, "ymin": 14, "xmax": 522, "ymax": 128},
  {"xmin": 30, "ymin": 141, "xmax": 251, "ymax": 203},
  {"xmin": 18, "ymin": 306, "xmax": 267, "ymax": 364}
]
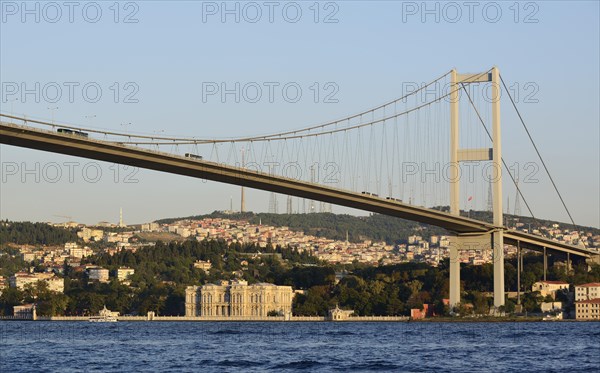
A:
[{"xmin": 1, "ymin": 67, "xmax": 598, "ymax": 310}]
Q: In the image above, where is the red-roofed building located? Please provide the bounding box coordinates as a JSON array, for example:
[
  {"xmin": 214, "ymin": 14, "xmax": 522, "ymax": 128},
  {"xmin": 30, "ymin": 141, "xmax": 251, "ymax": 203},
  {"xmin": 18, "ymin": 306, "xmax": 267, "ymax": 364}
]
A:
[
  {"xmin": 411, "ymin": 304, "xmax": 434, "ymax": 319},
  {"xmin": 575, "ymin": 283, "xmax": 600, "ymax": 301},
  {"xmin": 575, "ymin": 299, "xmax": 600, "ymax": 320}
]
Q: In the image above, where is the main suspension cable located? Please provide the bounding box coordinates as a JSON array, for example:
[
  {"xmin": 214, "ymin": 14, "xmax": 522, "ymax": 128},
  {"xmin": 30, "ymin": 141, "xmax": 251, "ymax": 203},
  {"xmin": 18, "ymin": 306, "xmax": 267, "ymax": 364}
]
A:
[
  {"xmin": 459, "ymin": 83, "xmax": 537, "ymax": 224},
  {"xmin": 499, "ymin": 74, "xmax": 580, "ymax": 235}
]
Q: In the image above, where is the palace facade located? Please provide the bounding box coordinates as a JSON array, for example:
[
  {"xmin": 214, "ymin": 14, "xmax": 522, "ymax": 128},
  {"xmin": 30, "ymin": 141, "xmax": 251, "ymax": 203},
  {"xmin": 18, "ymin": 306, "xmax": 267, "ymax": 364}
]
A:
[{"xmin": 185, "ymin": 279, "xmax": 293, "ymax": 317}]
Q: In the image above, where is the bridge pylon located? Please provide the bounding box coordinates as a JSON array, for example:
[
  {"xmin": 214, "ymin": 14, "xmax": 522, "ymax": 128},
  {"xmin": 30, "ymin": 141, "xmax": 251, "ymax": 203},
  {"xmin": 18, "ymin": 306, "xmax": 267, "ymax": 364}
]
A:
[{"xmin": 448, "ymin": 67, "xmax": 504, "ymax": 310}]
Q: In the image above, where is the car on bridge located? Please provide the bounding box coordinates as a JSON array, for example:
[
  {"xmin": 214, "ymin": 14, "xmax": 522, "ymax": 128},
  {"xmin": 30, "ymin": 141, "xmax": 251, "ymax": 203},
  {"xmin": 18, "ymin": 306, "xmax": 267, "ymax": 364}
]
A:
[
  {"xmin": 362, "ymin": 191, "xmax": 379, "ymax": 197},
  {"xmin": 184, "ymin": 153, "xmax": 203, "ymax": 160},
  {"xmin": 57, "ymin": 128, "xmax": 88, "ymax": 138},
  {"xmin": 386, "ymin": 197, "xmax": 403, "ymax": 203}
]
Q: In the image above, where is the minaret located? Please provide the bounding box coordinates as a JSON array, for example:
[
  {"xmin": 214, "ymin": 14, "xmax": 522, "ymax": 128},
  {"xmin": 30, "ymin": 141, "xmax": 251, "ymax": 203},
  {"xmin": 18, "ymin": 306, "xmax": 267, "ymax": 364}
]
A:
[{"xmin": 119, "ymin": 207, "xmax": 124, "ymax": 227}]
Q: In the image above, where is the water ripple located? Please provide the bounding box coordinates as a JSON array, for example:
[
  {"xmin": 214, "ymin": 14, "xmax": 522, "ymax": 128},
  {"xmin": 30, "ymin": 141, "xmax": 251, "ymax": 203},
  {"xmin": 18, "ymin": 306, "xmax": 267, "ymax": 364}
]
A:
[{"xmin": 1, "ymin": 321, "xmax": 599, "ymax": 372}]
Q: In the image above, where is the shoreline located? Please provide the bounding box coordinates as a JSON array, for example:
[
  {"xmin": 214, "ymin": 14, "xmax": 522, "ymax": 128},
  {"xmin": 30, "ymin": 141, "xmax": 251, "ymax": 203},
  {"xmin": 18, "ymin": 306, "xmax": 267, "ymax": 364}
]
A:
[{"xmin": 1, "ymin": 316, "xmax": 598, "ymax": 322}]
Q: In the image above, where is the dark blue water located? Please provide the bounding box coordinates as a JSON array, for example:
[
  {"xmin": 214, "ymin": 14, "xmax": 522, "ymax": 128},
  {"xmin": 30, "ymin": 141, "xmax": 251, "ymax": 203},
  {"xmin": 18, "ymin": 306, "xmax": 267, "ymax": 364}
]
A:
[{"xmin": 1, "ymin": 321, "xmax": 599, "ymax": 372}]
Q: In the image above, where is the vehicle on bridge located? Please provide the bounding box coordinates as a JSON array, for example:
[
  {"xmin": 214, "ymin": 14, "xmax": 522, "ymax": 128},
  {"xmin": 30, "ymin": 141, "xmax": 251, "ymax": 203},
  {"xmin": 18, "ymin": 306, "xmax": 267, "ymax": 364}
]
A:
[
  {"xmin": 184, "ymin": 153, "xmax": 203, "ymax": 160},
  {"xmin": 57, "ymin": 128, "xmax": 89, "ymax": 138},
  {"xmin": 361, "ymin": 191, "xmax": 379, "ymax": 197},
  {"xmin": 386, "ymin": 197, "xmax": 403, "ymax": 203}
]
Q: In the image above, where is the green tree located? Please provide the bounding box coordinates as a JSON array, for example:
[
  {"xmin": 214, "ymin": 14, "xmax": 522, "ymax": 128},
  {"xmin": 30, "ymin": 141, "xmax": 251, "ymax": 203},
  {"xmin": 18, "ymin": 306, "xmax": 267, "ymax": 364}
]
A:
[{"xmin": 0, "ymin": 287, "xmax": 24, "ymax": 315}]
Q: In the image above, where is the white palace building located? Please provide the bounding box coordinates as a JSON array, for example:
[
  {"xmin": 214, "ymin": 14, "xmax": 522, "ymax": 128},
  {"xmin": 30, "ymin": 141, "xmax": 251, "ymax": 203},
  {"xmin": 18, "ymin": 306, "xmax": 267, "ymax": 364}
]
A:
[{"xmin": 185, "ymin": 279, "xmax": 293, "ymax": 317}]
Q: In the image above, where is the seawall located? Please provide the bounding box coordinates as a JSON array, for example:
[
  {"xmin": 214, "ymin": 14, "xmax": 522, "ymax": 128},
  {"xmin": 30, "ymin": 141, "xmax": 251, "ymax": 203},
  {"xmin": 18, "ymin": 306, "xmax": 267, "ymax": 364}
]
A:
[{"xmin": 1, "ymin": 315, "xmax": 409, "ymax": 322}]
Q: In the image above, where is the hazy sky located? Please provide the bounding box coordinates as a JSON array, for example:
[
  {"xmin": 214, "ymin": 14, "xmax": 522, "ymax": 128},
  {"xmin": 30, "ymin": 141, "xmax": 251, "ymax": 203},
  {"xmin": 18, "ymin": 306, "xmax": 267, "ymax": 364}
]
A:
[{"xmin": 1, "ymin": 1, "xmax": 598, "ymax": 228}]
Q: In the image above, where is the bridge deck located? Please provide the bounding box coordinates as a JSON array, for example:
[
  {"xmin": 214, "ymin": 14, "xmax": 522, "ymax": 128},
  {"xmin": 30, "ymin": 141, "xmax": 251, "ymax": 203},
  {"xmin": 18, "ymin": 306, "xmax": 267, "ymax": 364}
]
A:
[{"xmin": 1, "ymin": 121, "xmax": 597, "ymax": 260}]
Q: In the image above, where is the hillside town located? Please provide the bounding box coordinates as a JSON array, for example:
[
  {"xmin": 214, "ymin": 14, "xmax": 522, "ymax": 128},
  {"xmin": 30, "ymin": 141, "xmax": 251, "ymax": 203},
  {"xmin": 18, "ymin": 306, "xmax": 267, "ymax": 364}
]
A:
[
  {"xmin": 1, "ymin": 213, "xmax": 599, "ymax": 320},
  {"xmin": 7, "ymin": 215, "xmax": 600, "ymax": 270}
]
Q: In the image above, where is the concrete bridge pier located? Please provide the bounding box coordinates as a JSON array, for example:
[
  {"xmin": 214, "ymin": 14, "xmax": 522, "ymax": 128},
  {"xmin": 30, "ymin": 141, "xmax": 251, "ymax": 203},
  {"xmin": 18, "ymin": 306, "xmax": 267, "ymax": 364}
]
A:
[
  {"xmin": 449, "ymin": 232, "xmax": 505, "ymax": 309},
  {"xmin": 492, "ymin": 230, "xmax": 505, "ymax": 308}
]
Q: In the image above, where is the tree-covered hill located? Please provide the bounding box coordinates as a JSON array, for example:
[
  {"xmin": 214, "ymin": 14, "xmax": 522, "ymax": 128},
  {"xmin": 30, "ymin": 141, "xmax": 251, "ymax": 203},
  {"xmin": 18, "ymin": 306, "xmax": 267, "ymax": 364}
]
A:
[{"xmin": 0, "ymin": 220, "xmax": 78, "ymax": 246}]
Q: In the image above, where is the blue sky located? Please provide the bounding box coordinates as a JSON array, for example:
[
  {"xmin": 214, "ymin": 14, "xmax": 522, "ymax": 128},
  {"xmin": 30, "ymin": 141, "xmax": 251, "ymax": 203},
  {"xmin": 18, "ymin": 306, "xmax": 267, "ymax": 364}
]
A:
[{"xmin": 1, "ymin": 1, "xmax": 598, "ymax": 228}]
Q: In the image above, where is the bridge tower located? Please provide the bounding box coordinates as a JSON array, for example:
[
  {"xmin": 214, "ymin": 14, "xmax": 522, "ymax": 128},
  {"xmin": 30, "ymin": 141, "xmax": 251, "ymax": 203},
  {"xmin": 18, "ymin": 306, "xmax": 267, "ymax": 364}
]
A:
[{"xmin": 449, "ymin": 67, "xmax": 504, "ymax": 309}]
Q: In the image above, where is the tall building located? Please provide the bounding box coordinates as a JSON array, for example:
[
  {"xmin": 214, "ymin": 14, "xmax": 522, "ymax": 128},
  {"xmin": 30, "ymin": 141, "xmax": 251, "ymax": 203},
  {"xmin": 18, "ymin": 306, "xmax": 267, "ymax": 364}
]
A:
[
  {"xmin": 185, "ymin": 279, "xmax": 293, "ymax": 317},
  {"xmin": 575, "ymin": 283, "xmax": 600, "ymax": 320}
]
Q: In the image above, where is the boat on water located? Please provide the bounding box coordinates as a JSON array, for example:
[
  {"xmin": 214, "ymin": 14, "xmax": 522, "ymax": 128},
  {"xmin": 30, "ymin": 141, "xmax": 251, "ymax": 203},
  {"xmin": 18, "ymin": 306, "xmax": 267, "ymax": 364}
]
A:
[{"xmin": 89, "ymin": 305, "xmax": 119, "ymax": 322}]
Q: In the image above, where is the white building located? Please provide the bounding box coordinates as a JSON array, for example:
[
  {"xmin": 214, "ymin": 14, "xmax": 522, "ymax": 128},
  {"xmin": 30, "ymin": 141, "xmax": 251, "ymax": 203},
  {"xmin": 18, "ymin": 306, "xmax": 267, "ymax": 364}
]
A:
[
  {"xmin": 185, "ymin": 280, "xmax": 293, "ymax": 317},
  {"xmin": 116, "ymin": 267, "xmax": 135, "ymax": 281},
  {"xmin": 68, "ymin": 245, "xmax": 93, "ymax": 259},
  {"xmin": 141, "ymin": 223, "xmax": 160, "ymax": 232},
  {"xmin": 65, "ymin": 242, "xmax": 78, "ymax": 251},
  {"xmin": 77, "ymin": 228, "xmax": 104, "ymax": 242},
  {"xmin": 9, "ymin": 272, "xmax": 64, "ymax": 293},
  {"xmin": 540, "ymin": 302, "xmax": 562, "ymax": 313},
  {"xmin": 13, "ymin": 304, "xmax": 36, "ymax": 319},
  {"xmin": 88, "ymin": 267, "xmax": 110, "ymax": 282},
  {"xmin": 575, "ymin": 283, "xmax": 600, "ymax": 301},
  {"xmin": 531, "ymin": 281, "xmax": 569, "ymax": 298},
  {"xmin": 193, "ymin": 260, "xmax": 212, "ymax": 272},
  {"xmin": 21, "ymin": 252, "xmax": 38, "ymax": 262},
  {"xmin": 329, "ymin": 305, "xmax": 354, "ymax": 320}
]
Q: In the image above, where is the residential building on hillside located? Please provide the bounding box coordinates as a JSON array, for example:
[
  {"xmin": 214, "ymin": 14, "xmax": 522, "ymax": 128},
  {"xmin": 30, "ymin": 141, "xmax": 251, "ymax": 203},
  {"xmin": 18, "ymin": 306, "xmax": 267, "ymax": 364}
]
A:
[
  {"xmin": 193, "ymin": 260, "xmax": 212, "ymax": 272},
  {"xmin": 116, "ymin": 267, "xmax": 135, "ymax": 281},
  {"xmin": 87, "ymin": 267, "xmax": 109, "ymax": 282},
  {"xmin": 9, "ymin": 272, "xmax": 64, "ymax": 293}
]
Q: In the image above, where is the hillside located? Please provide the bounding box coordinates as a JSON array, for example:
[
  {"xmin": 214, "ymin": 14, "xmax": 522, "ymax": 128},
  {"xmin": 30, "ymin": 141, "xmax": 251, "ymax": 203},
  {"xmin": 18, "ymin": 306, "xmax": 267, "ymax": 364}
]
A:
[
  {"xmin": 0, "ymin": 220, "xmax": 78, "ymax": 246},
  {"xmin": 157, "ymin": 210, "xmax": 599, "ymax": 245}
]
